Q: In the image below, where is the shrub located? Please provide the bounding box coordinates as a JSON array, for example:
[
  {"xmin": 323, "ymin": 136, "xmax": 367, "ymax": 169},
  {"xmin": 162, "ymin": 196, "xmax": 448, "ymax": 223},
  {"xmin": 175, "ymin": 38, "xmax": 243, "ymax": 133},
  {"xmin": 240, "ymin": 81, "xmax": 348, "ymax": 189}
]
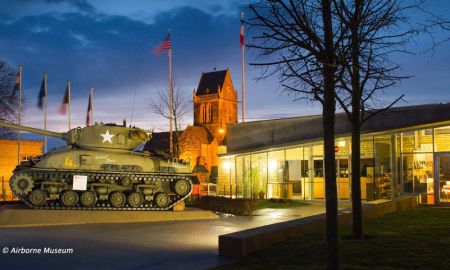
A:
[
  {"xmin": 194, "ymin": 196, "xmax": 258, "ymax": 216},
  {"xmin": 268, "ymin": 198, "xmax": 292, "ymax": 203}
]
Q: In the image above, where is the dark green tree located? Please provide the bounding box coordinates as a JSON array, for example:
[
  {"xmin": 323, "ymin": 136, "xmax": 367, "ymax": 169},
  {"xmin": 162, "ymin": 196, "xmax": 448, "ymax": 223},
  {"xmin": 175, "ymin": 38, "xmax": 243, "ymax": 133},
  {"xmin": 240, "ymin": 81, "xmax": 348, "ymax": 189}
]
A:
[{"xmin": 0, "ymin": 60, "xmax": 22, "ymax": 139}]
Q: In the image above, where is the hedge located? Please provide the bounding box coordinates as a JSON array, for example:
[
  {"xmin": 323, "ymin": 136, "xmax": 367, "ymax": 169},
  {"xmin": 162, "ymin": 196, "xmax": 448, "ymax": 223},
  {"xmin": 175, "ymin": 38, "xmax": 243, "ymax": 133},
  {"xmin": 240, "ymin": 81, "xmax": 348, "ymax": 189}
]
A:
[{"xmin": 194, "ymin": 196, "xmax": 258, "ymax": 216}]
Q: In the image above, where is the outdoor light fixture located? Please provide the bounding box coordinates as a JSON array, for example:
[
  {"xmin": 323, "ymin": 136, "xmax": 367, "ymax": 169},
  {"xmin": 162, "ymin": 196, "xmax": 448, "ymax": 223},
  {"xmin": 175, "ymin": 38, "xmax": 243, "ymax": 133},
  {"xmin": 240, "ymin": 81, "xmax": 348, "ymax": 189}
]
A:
[{"xmin": 222, "ymin": 160, "xmax": 231, "ymax": 170}]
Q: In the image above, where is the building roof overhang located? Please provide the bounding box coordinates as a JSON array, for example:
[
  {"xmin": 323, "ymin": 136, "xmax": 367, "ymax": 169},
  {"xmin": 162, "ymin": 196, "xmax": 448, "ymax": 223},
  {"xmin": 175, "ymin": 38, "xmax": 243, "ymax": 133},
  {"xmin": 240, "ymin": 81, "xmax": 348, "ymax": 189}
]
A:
[{"xmin": 224, "ymin": 103, "xmax": 450, "ymax": 156}]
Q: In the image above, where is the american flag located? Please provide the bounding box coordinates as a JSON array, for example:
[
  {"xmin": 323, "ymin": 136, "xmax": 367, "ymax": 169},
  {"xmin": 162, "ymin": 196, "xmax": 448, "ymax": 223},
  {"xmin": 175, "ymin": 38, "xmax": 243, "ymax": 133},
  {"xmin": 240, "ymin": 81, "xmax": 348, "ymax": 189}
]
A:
[{"xmin": 153, "ymin": 32, "xmax": 171, "ymax": 55}]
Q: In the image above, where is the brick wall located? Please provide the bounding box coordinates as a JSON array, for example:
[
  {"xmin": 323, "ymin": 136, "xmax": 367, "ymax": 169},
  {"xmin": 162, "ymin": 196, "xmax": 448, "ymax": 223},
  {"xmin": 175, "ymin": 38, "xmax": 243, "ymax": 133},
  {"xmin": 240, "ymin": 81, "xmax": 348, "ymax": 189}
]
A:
[{"xmin": 0, "ymin": 140, "xmax": 43, "ymax": 200}]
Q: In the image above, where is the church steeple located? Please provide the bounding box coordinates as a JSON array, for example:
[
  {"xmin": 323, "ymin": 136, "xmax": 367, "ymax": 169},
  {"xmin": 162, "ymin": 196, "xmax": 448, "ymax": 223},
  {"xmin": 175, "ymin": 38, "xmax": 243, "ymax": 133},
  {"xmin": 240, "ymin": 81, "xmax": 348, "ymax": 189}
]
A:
[{"xmin": 193, "ymin": 68, "xmax": 238, "ymax": 143}]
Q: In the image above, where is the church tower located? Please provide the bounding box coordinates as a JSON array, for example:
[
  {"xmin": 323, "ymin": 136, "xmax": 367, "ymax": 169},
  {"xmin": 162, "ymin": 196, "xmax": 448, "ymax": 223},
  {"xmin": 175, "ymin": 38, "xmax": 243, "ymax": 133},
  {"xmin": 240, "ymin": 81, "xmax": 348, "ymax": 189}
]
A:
[{"xmin": 193, "ymin": 68, "xmax": 238, "ymax": 143}]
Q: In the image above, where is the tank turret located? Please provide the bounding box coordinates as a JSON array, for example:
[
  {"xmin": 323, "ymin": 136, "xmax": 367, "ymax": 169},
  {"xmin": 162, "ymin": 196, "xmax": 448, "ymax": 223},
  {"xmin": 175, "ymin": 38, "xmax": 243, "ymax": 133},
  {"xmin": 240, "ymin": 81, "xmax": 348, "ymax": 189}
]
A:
[
  {"xmin": 1, "ymin": 121, "xmax": 194, "ymax": 211},
  {"xmin": 0, "ymin": 122, "xmax": 151, "ymax": 150}
]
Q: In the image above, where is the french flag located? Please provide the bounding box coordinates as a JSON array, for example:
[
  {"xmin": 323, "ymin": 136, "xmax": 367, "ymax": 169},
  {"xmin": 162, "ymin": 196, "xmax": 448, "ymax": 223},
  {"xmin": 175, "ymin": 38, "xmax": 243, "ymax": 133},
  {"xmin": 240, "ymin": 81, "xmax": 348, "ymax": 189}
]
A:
[
  {"xmin": 240, "ymin": 16, "xmax": 244, "ymax": 47},
  {"xmin": 59, "ymin": 86, "xmax": 69, "ymax": 115}
]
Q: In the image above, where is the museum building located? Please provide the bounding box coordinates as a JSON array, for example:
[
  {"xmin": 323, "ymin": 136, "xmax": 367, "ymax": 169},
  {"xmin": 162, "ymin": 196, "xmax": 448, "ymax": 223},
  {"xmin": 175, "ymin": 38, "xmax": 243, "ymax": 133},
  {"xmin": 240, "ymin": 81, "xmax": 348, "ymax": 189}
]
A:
[{"xmin": 217, "ymin": 103, "xmax": 450, "ymax": 205}]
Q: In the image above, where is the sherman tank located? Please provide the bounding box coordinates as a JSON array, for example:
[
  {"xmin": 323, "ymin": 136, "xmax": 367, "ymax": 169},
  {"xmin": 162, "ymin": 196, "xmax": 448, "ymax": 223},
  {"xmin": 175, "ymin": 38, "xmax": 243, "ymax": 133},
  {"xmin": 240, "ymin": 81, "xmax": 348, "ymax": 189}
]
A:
[{"xmin": 0, "ymin": 121, "xmax": 195, "ymax": 210}]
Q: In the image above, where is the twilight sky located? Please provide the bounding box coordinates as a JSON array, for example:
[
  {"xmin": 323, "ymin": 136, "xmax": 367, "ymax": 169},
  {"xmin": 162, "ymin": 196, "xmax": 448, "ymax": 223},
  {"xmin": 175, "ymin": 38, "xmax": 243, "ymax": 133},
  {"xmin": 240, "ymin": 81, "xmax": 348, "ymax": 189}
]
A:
[{"xmin": 1, "ymin": 0, "xmax": 450, "ymax": 133}]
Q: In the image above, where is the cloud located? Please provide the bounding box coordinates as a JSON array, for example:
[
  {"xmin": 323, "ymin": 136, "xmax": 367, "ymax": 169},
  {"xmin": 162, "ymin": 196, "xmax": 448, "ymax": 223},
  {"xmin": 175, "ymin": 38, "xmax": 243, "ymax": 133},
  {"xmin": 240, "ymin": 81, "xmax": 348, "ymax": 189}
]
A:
[
  {"xmin": 46, "ymin": 0, "xmax": 96, "ymax": 13},
  {"xmin": 0, "ymin": 0, "xmax": 96, "ymax": 22},
  {"xmin": 1, "ymin": 1, "xmax": 450, "ymax": 133},
  {"xmin": 0, "ymin": 6, "xmax": 249, "ymax": 130}
]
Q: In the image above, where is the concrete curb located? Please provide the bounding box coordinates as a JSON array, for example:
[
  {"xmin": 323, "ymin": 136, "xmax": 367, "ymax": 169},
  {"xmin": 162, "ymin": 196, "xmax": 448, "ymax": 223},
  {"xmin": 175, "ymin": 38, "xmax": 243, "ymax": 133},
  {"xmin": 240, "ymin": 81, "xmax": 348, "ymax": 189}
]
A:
[
  {"xmin": 0, "ymin": 206, "xmax": 219, "ymax": 227},
  {"xmin": 218, "ymin": 196, "xmax": 418, "ymax": 258}
]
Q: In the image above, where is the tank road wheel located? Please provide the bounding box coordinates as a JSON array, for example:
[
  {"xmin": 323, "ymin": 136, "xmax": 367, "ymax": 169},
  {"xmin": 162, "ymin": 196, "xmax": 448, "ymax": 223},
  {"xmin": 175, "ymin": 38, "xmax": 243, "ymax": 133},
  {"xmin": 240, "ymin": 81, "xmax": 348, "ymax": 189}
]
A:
[
  {"xmin": 28, "ymin": 189, "xmax": 47, "ymax": 207},
  {"xmin": 61, "ymin": 191, "xmax": 79, "ymax": 207},
  {"xmin": 121, "ymin": 176, "xmax": 132, "ymax": 187},
  {"xmin": 80, "ymin": 191, "xmax": 98, "ymax": 207},
  {"xmin": 127, "ymin": 192, "xmax": 144, "ymax": 208},
  {"xmin": 109, "ymin": 192, "xmax": 126, "ymax": 208},
  {"xmin": 153, "ymin": 192, "xmax": 170, "ymax": 208},
  {"xmin": 172, "ymin": 178, "xmax": 191, "ymax": 196},
  {"xmin": 10, "ymin": 174, "xmax": 33, "ymax": 196}
]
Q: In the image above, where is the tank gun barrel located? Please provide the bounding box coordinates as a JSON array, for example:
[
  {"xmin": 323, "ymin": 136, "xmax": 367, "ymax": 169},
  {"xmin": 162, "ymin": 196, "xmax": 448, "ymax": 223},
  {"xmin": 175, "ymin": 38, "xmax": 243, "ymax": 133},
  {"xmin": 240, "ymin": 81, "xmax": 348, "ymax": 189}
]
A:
[{"xmin": 0, "ymin": 121, "xmax": 65, "ymax": 139}]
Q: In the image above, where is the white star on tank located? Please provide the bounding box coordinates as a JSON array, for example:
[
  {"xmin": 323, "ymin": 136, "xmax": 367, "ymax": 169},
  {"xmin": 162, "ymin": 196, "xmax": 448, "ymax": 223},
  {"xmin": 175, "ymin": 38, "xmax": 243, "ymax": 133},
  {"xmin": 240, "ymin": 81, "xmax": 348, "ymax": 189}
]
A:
[{"xmin": 100, "ymin": 129, "xmax": 115, "ymax": 143}]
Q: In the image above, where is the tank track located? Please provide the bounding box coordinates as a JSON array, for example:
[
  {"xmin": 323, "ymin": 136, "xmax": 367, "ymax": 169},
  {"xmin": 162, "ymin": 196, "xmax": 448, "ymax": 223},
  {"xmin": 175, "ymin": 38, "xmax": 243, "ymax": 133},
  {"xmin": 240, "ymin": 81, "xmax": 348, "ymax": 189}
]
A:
[{"xmin": 11, "ymin": 169, "xmax": 192, "ymax": 211}]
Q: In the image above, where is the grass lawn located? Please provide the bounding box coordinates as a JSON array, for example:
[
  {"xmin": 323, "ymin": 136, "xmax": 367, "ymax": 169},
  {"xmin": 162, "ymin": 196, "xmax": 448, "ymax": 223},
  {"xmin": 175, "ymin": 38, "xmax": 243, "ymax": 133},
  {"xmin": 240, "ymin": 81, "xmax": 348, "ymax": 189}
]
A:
[
  {"xmin": 215, "ymin": 207, "xmax": 450, "ymax": 270},
  {"xmin": 257, "ymin": 199, "xmax": 310, "ymax": 209}
]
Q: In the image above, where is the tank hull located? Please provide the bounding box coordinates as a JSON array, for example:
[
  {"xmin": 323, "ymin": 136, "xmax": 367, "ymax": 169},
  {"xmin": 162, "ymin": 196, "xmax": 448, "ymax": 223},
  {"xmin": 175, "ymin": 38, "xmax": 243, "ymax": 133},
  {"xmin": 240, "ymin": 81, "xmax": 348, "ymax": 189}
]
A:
[
  {"xmin": 10, "ymin": 149, "xmax": 194, "ymax": 210},
  {"xmin": 1, "ymin": 121, "xmax": 194, "ymax": 210},
  {"xmin": 11, "ymin": 168, "xmax": 192, "ymax": 210}
]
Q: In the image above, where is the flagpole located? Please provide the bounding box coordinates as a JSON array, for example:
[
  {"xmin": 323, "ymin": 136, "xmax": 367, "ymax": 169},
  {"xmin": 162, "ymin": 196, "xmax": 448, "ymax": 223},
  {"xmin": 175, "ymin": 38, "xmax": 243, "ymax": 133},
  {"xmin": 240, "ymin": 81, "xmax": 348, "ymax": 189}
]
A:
[
  {"xmin": 241, "ymin": 12, "xmax": 246, "ymax": 123},
  {"xmin": 90, "ymin": 87, "xmax": 94, "ymax": 125},
  {"xmin": 67, "ymin": 80, "xmax": 71, "ymax": 130},
  {"xmin": 17, "ymin": 64, "xmax": 22, "ymax": 165},
  {"xmin": 168, "ymin": 29, "xmax": 173, "ymax": 157},
  {"xmin": 43, "ymin": 72, "xmax": 48, "ymax": 154}
]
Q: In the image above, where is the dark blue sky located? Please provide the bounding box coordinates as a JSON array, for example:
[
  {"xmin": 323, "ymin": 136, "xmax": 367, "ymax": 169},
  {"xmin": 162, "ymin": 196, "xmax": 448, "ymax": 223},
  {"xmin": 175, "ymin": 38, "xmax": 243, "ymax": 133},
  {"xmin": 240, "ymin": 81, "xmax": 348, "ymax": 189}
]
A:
[{"xmin": 1, "ymin": 0, "xmax": 449, "ymax": 132}]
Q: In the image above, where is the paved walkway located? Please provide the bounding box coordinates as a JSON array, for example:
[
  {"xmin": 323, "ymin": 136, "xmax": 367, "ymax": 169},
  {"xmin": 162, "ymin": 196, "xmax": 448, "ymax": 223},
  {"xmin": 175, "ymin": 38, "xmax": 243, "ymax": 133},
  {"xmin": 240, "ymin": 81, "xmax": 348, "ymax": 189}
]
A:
[{"xmin": 0, "ymin": 201, "xmax": 351, "ymax": 270}]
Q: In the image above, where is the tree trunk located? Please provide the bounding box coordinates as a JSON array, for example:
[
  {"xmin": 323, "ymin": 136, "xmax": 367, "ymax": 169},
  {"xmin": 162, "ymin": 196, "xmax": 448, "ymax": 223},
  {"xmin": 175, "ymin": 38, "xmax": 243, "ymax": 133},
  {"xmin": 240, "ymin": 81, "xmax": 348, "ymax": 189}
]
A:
[
  {"xmin": 350, "ymin": 0, "xmax": 363, "ymax": 239},
  {"xmin": 322, "ymin": 0, "xmax": 339, "ymax": 268},
  {"xmin": 351, "ymin": 120, "xmax": 363, "ymax": 238},
  {"xmin": 173, "ymin": 115, "xmax": 180, "ymax": 159}
]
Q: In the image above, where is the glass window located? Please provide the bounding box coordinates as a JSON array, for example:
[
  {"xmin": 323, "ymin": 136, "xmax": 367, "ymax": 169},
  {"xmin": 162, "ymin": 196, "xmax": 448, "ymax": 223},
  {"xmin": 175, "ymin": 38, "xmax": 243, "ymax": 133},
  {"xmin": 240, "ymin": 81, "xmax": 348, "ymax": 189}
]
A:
[
  {"xmin": 402, "ymin": 131, "xmax": 415, "ymax": 152},
  {"xmin": 251, "ymin": 153, "xmax": 268, "ymax": 199},
  {"xmin": 435, "ymin": 126, "xmax": 450, "ymax": 152},
  {"xmin": 374, "ymin": 136, "xmax": 392, "ymax": 200},
  {"xmin": 401, "ymin": 153, "xmax": 434, "ymax": 204},
  {"xmin": 402, "ymin": 129, "xmax": 433, "ymax": 152},
  {"xmin": 219, "ymin": 156, "xmax": 235, "ymax": 197},
  {"xmin": 335, "ymin": 139, "xmax": 349, "ymax": 155},
  {"xmin": 303, "ymin": 147, "xmax": 312, "ymax": 200},
  {"xmin": 313, "ymin": 157, "xmax": 324, "ymax": 199},
  {"xmin": 286, "ymin": 148, "xmax": 302, "ymax": 160},
  {"xmin": 438, "ymin": 156, "xmax": 450, "ymax": 203},
  {"xmin": 238, "ymin": 155, "xmax": 251, "ymax": 198},
  {"xmin": 360, "ymin": 136, "xmax": 374, "ymax": 201},
  {"xmin": 267, "ymin": 150, "xmax": 286, "ymax": 198},
  {"xmin": 286, "ymin": 148, "xmax": 303, "ymax": 198},
  {"xmin": 313, "ymin": 144, "xmax": 323, "ymax": 156}
]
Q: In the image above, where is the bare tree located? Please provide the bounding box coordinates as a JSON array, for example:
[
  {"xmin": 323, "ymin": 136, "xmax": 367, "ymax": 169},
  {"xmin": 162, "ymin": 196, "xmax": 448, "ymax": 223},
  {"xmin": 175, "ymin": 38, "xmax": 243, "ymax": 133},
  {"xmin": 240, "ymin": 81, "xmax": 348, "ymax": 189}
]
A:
[
  {"xmin": 248, "ymin": 0, "xmax": 342, "ymax": 268},
  {"xmin": 333, "ymin": 0, "xmax": 450, "ymax": 239},
  {"xmin": 0, "ymin": 60, "xmax": 22, "ymax": 138},
  {"xmin": 149, "ymin": 83, "xmax": 190, "ymax": 158}
]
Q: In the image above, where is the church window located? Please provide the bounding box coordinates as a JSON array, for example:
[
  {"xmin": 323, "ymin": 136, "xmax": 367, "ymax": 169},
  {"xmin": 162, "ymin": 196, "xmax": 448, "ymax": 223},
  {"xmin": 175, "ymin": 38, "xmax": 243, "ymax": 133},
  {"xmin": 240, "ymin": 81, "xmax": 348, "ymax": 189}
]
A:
[
  {"xmin": 202, "ymin": 106, "xmax": 206, "ymax": 123},
  {"xmin": 208, "ymin": 105, "xmax": 213, "ymax": 123}
]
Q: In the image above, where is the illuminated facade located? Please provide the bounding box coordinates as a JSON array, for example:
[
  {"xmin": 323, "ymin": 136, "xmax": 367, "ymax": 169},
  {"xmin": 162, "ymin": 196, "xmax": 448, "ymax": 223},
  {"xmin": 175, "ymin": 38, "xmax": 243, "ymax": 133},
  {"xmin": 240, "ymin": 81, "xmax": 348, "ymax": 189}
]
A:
[
  {"xmin": 0, "ymin": 139, "xmax": 43, "ymax": 200},
  {"xmin": 218, "ymin": 103, "xmax": 450, "ymax": 205},
  {"xmin": 179, "ymin": 69, "xmax": 238, "ymax": 185}
]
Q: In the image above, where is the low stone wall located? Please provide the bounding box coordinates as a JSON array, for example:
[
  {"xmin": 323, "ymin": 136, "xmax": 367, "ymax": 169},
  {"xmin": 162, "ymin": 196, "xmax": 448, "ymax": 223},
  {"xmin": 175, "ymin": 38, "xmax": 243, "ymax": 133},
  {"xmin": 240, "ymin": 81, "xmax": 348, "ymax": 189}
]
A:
[
  {"xmin": 0, "ymin": 205, "xmax": 218, "ymax": 227},
  {"xmin": 219, "ymin": 196, "xmax": 418, "ymax": 258}
]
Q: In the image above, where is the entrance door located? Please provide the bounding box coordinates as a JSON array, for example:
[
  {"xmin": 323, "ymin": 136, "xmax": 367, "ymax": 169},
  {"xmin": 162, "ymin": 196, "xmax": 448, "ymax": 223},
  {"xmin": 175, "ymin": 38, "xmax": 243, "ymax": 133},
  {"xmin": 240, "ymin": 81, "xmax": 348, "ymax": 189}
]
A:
[
  {"xmin": 336, "ymin": 158, "xmax": 350, "ymax": 200},
  {"xmin": 435, "ymin": 154, "xmax": 450, "ymax": 205}
]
